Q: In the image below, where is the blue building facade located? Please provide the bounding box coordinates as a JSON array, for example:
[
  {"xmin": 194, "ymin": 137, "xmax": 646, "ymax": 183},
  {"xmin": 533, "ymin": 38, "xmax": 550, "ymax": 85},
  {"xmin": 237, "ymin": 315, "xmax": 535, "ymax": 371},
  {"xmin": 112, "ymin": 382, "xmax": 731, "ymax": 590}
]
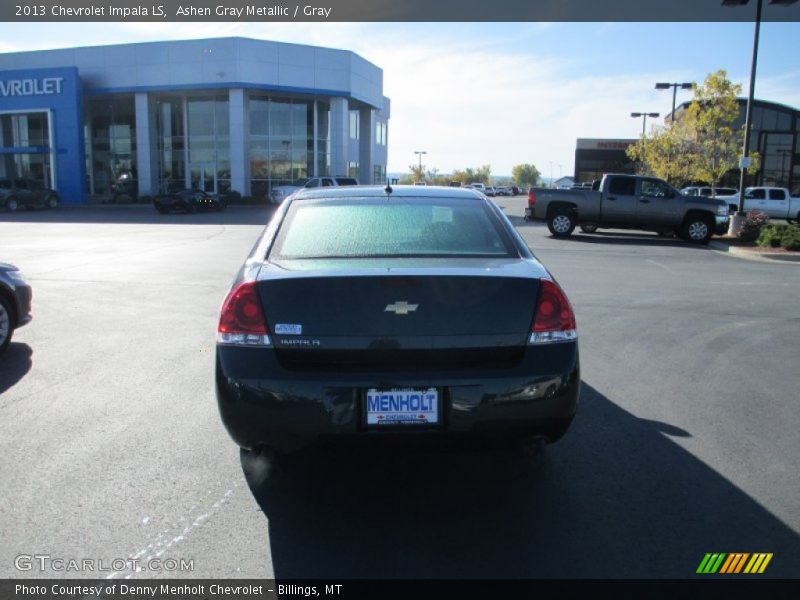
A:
[{"xmin": 0, "ymin": 38, "xmax": 390, "ymax": 204}]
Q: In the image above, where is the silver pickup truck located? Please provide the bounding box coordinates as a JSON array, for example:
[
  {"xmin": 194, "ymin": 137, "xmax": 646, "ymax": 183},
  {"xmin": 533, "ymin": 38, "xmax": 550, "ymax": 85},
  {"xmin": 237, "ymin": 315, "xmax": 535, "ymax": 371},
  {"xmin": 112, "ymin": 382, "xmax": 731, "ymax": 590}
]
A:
[{"xmin": 524, "ymin": 173, "xmax": 730, "ymax": 244}]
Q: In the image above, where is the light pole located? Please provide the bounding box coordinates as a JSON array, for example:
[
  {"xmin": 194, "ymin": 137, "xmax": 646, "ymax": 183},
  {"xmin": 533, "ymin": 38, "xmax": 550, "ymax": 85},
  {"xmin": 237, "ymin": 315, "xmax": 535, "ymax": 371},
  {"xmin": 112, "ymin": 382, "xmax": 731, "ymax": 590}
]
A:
[
  {"xmin": 549, "ymin": 161, "xmax": 553, "ymax": 187},
  {"xmin": 631, "ymin": 112, "xmax": 660, "ymax": 136},
  {"xmin": 413, "ymin": 151, "xmax": 426, "ymax": 179},
  {"xmin": 655, "ymin": 82, "xmax": 694, "ymax": 121},
  {"xmin": 722, "ymin": 0, "xmax": 798, "ymax": 230}
]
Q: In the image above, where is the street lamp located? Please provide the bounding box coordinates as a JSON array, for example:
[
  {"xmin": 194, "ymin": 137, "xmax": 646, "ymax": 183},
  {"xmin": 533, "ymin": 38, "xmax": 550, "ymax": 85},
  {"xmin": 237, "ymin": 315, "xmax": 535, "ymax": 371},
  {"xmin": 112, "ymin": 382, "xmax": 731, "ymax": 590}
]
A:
[
  {"xmin": 655, "ymin": 82, "xmax": 694, "ymax": 121},
  {"xmin": 413, "ymin": 151, "xmax": 427, "ymax": 178},
  {"xmin": 722, "ymin": 0, "xmax": 799, "ymax": 229},
  {"xmin": 631, "ymin": 112, "xmax": 660, "ymax": 136}
]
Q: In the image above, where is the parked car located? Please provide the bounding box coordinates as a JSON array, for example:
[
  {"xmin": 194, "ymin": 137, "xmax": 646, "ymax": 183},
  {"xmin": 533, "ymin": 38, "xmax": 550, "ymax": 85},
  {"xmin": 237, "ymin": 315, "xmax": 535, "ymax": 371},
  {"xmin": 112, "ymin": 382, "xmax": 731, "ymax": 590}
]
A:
[
  {"xmin": 484, "ymin": 186, "xmax": 497, "ymax": 197},
  {"xmin": 681, "ymin": 186, "xmax": 738, "ymax": 198},
  {"xmin": 414, "ymin": 181, "xmax": 427, "ymax": 186},
  {"xmin": 466, "ymin": 182, "xmax": 486, "ymax": 193},
  {"xmin": 496, "ymin": 186, "xmax": 511, "ymax": 196},
  {"xmin": 0, "ymin": 263, "xmax": 32, "ymax": 355},
  {"xmin": 511, "ymin": 186, "xmax": 521, "ymax": 195},
  {"xmin": 0, "ymin": 178, "xmax": 60, "ymax": 211},
  {"xmin": 216, "ymin": 185, "xmax": 580, "ymax": 470},
  {"xmin": 525, "ymin": 173, "xmax": 729, "ymax": 244},
  {"xmin": 716, "ymin": 187, "xmax": 800, "ymax": 222},
  {"xmin": 154, "ymin": 189, "xmax": 225, "ymax": 214},
  {"xmin": 270, "ymin": 176, "xmax": 359, "ymax": 204}
]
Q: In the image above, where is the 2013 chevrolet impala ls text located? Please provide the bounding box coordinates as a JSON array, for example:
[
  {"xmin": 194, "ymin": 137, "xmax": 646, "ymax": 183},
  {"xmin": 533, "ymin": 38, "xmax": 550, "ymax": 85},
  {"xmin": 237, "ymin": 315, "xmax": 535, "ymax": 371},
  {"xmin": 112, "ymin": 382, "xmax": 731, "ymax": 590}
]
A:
[{"xmin": 215, "ymin": 186, "xmax": 580, "ymax": 464}]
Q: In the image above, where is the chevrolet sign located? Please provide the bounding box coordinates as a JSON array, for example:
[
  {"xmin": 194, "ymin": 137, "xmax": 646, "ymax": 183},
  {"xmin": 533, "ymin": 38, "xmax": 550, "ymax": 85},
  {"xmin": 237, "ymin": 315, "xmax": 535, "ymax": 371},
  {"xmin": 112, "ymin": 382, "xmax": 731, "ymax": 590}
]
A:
[{"xmin": 0, "ymin": 78, "xmax": 64, "ymax": 97}]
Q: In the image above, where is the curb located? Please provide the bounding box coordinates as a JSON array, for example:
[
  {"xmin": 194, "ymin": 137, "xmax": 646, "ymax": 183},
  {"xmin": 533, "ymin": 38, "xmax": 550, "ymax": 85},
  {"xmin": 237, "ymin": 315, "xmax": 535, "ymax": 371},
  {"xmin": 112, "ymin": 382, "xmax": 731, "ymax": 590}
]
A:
[{"xmin": 710, "ymin": 241, "xmax": 800, "ymax": 264}]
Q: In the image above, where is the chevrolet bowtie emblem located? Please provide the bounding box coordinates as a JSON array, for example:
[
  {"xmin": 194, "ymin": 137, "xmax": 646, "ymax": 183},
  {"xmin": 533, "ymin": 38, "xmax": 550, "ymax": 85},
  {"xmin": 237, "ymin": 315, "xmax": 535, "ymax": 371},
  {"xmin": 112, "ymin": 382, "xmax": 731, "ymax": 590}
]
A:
[{"xmin": 385, "ymin": 301, "xmax": 419, "ymax": 315}]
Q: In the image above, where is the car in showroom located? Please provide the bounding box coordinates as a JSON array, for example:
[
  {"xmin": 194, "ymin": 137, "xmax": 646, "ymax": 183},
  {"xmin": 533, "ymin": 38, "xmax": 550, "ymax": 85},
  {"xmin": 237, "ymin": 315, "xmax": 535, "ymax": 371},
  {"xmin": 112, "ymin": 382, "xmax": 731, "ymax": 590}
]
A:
[
  {"xmin": 153, "ymin": 189, "xmax": 225, "ymax": 214},
  {"xmin": 215, "ymin": 185, "xmax": 580, "ymax": 472},
  {"xmin": 0, "ymin": 263, "xmax": 32, "ymax": 355},
  {"xmin": 0, "ymin": 178, "xmax": 60, "ymax": 211}
]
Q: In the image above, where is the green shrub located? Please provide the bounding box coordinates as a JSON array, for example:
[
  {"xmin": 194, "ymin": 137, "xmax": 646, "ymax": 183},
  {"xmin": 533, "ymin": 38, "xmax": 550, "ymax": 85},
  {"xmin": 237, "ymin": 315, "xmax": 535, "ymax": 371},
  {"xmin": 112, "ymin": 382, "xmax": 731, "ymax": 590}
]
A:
[
  {"xmin": 781, "ymin": 231, "xmax": 800, "ymax": 251},
  {"xmin": 240, "ymin": 195, "xmax": 255, "ymax": 205},
  {"xmin": 759, "ymin": 223, "xmax": 800, "ymax": 251},
  {"xmin": 114, "ymin": 193, "xmax": 133, "ymax": 204}
]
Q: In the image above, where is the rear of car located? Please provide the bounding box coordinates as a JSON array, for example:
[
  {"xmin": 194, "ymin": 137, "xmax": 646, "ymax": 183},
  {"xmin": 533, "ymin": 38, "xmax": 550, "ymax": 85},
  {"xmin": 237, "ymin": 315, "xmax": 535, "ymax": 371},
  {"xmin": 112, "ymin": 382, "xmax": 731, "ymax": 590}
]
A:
[{"xmin": 215, "ymin": 187, "xmax": 580, "ymax": 455}]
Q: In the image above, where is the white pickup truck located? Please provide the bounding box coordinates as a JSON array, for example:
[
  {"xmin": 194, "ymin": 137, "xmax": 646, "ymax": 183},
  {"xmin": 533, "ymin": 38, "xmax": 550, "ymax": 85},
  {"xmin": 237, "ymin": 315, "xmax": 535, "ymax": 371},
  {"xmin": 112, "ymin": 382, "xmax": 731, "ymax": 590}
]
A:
[{"xmin": 718, "ymin": 187, "xmax": 800, "ymax": 223}]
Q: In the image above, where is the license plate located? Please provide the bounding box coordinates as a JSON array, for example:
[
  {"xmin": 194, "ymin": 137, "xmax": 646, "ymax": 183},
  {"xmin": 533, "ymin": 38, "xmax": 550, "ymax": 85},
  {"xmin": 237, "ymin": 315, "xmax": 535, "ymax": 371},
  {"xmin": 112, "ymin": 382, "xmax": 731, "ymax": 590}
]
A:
[{"xmin": 366, "ymin": 388, "xmax": 439, "ymax": 426}]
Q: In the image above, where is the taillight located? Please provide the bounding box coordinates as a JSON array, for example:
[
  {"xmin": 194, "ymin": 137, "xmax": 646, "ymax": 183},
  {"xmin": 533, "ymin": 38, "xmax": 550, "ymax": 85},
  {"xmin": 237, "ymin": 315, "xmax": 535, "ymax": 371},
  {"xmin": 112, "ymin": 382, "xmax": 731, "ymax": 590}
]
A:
[
  {"xmin": 217, "ymin": 281, "xmax": 271, "ymax": 347},
  {"xmin": 528, "ymin": 189, "xmax": 536, "ymax": 207},
  {"xmin": 530, "ymin": 279, "xmax": 577, "ymax": 344}
]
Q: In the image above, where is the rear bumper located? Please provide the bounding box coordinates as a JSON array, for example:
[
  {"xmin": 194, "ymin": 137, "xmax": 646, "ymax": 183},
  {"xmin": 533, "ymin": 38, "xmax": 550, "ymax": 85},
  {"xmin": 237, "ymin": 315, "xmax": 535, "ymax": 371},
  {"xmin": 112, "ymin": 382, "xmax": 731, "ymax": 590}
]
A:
[{"xmin": 215, "ymin": 342, "xmax": 580, "ymax": 453}]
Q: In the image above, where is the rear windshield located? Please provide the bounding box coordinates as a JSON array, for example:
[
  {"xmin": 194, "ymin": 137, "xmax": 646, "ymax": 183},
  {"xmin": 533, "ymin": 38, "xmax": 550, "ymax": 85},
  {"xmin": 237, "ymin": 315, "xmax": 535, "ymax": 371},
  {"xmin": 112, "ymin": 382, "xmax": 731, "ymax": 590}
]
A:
[{"xmin": 270, "ymin": 198, "xmax": 516, "ymax": 259}]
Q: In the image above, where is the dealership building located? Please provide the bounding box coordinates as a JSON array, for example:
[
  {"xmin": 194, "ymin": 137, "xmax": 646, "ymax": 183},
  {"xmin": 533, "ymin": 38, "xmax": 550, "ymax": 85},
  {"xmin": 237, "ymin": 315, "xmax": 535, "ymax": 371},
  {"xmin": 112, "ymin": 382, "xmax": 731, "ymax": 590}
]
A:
[{"xmin": 0, "ymin": 37, "xmax": 390, "ymax": 203}]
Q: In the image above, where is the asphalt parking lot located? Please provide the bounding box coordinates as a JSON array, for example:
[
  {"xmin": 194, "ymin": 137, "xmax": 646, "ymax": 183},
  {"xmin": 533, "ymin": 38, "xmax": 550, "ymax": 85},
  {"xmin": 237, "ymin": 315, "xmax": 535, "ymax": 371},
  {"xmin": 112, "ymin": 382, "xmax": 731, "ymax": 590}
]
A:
[{"xmin": 1, "ymin": 198, "xmax": 799, "ymax": 579}]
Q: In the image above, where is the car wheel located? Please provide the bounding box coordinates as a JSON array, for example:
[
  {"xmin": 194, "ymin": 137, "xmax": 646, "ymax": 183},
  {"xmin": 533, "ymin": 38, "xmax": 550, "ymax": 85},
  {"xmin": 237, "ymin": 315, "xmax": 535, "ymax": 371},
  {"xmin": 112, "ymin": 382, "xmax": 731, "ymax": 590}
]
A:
[
  {"xmin": 681, "ymin": 215, "xmax": 713, "ymax": 244},
  {"xmin": 0, "ymin": 295, "xmax": 14, "ymax": 355},
  {"xmin": 46, "ymin": 195, "xmax": 60, "ymax": 209},
  {"xmin": 788, "ymin": 212, "xmax": 800, "ymax": 225},
  {"xmin": 547, "ymin": 210, "xmax": 576, "ymax": 237},
  {"xmin": 579, "ymin": 224, "xmax": 598, "ymax": 233},
  {"xmin": 6, "ymin": 198, "xmax": 18, "ymax": 212}
]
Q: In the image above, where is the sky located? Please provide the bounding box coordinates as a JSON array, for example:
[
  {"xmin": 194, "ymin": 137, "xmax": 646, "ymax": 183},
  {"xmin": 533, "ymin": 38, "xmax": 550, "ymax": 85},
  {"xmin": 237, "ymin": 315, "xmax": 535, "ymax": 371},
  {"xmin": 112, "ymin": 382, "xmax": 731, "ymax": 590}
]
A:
[{"xmin": 1, "ymin": 21, "xmax": 799, "ymax": 178}]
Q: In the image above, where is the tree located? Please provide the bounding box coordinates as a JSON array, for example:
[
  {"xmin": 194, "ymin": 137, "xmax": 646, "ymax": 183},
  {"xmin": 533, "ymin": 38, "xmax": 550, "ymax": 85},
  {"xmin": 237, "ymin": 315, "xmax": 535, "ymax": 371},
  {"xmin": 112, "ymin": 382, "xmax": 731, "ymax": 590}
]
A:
[
  {"xmin": 686, "ymin": 70, "xmax": 747, "ymax": 191},
  {"xmin": 626, "ymin": 118, "xmax": 697, "ymax": 185},
  {"xmin": 450, "ymin": 165, "xmax": 492, "ymax": 186},
  {"xmin": 511, "ymin": 164, "xmax": 541, "ymax": 188},
  {"xmin": 626, "ymin": 70, "xmax": 760, "ymax": 189}
]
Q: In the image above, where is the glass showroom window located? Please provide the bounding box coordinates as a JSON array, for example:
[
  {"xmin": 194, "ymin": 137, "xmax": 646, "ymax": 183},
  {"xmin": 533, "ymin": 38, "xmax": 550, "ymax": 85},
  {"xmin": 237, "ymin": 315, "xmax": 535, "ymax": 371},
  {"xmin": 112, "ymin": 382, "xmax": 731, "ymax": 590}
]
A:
[
  {"xmin": 0, "ymin": 111, "xmax": 52, "ymax": 188},
  {"xmin": 373, "ymin": 164, "xmax": 386, "ymax": 184},
  {"xmin": 156, "ymin": 98, "xmax": 185, "ymax": 193},
  {"xmin": 249, "ymin": 96, "xmax": 317, "ymax": 198},
  {"xmin": 86, "ymin": 96, "xmax": 137, "ymax": 197},
  {"xmin": 349, "ymin": 111, "xmax": 359, "ymax": 140},
  {"xmin": 187, "ymin": 95, "xmax": 228, "ymax": 194}
]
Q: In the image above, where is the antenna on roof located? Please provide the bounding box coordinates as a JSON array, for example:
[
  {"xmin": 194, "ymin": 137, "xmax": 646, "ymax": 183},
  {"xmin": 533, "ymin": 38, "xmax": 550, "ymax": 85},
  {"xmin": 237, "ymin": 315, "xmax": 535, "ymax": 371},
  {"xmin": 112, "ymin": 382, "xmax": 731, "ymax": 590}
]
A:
[{"xmin": 384, "ymin": 179, "xmax": 393, "ymax": 197}]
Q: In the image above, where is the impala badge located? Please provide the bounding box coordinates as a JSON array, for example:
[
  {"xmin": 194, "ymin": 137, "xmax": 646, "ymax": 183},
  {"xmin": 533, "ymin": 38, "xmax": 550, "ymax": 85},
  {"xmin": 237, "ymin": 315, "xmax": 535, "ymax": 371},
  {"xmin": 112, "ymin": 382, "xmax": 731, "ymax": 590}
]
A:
[{"xmin": 385, "ymin": 301, "xmax": 419, "ymax": 315}]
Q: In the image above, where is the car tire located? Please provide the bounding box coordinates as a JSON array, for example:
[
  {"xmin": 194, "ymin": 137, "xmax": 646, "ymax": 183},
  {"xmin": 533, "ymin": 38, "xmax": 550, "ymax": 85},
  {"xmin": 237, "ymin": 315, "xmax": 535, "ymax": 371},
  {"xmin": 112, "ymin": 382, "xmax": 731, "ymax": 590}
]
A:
[
  {"xmin": 547, "ymin": 210, "xmax": 576, "ymax": 237},
  {"xmin": 788, "ymin": 212, "xmax": 799, "ymax": 225},
  {"xmin": 6, "ymin": 197, "xmax": 18, "ymax": 212},
  {"xmin": 46, "ymin": 195, "xmax": 60, "ymax": 209},
  {"xmin": 579, "ymin": 224, "xmax": 598, "ymax": 234},
  {"xmin": 681, "ymin": 215, "xmax": 713, "ymax": 244},
  {"xmin": 0, "ymin": 295, "xmax": 15, "ymax": 355}
]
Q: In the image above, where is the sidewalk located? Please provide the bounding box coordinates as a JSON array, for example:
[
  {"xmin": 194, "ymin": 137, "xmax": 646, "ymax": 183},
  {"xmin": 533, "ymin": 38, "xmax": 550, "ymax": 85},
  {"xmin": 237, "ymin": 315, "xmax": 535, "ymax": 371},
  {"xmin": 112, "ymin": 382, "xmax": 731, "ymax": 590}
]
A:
[{"xmin": 710, "ymin": 239, "xmax": 800, "ymax": 264}]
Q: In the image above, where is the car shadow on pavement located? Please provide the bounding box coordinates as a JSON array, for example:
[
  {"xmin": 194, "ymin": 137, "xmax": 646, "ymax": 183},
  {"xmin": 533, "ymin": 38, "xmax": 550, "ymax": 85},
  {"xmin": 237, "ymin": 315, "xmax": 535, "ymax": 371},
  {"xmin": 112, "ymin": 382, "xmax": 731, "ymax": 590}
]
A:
[
  {"xmin": 0, "ymin": 206, "xmax": 276, "ymax": 226},
  {"xmin": 242, "ymin": 383, "xmax": 800, "ymax": 578},
  {"xmin": 0, "ymin": 343, "xmax": 32, "ymax": 396}
]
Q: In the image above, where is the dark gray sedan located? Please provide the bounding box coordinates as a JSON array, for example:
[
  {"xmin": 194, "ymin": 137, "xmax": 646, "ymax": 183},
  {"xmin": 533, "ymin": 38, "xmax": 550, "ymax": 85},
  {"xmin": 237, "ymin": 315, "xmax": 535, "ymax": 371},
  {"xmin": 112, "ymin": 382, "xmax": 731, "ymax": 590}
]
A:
[{"xmin": 0, "ymin": 263, "xmax": 32, "ymax": 354}]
